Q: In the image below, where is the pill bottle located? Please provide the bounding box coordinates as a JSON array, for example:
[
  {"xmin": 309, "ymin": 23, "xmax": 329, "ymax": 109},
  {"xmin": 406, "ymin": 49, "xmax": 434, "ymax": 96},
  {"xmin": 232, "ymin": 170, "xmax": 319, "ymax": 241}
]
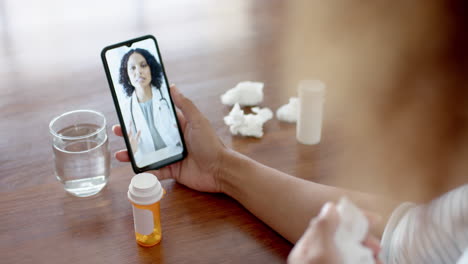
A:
[
  {"xmin": 297, "ymin": 80, "xmax": 326, "ymax": 145},
  {"xmin": 128, "ymin": 173, "xmax": 164, "ymax": 247}
]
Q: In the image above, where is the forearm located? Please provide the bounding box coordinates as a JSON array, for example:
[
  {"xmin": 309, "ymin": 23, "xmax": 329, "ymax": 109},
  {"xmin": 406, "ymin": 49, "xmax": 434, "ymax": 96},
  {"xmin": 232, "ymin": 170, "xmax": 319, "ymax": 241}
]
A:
[{"xmin": 218, "ymin": 149, "xmax": 399, "ymax": 243}]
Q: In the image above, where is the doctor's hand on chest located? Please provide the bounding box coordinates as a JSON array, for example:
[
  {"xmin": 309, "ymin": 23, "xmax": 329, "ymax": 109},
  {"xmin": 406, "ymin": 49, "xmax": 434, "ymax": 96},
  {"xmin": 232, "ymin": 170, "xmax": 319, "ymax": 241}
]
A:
[{"xmin": 127, "ymin": 120, "xmax": 141, "ymax": 153}]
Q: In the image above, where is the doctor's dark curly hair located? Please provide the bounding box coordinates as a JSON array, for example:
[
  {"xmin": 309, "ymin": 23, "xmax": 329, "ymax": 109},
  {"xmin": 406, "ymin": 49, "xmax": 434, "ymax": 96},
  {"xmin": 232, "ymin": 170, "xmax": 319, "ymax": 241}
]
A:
[{"xmin": 119, "ymin": 48, "xmax": 163, "ymax": 97}]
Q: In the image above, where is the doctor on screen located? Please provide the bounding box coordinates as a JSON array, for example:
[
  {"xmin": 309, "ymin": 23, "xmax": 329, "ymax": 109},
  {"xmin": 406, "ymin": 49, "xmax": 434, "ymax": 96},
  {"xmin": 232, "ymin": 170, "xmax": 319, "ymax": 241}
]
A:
[{"xmin": 119, "ymin": 48, "xmax": 181, "ymax": 167}]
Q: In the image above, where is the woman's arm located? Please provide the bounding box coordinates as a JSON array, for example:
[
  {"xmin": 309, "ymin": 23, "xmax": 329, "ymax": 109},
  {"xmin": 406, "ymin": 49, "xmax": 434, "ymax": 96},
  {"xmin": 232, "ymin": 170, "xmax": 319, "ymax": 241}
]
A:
[
  {"xmin": 218, "ymin": 148, "xmax": 398, "ymax": 243},
  {"xmin": 114, "ymin": 85, "xmax": 400, "ymax": 243}
]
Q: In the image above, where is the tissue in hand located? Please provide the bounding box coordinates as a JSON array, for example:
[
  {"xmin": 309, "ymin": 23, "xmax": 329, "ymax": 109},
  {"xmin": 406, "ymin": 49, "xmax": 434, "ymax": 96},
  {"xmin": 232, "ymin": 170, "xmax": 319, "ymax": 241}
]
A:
[
  {"xmin": 276, "ymin": 97, "xmax": 298, "ymax": 123},
  {"xmin": 221, "ymin": 81, "xmax": 264, "ymax": 106},
  {"xmin": 335, "ymin": 197, "xmax": 375, "ymax": 264},
  {"xmin": 223, "ymin": 103, "xmax": 272, "ymax": 138}
]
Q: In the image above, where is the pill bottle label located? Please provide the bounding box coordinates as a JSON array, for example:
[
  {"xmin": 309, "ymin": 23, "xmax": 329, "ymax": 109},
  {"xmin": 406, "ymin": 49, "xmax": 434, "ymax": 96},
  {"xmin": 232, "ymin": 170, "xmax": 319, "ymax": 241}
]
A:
[{"xmin": 132, "ymin": 206, "xmax": 154, "ymax": 235}]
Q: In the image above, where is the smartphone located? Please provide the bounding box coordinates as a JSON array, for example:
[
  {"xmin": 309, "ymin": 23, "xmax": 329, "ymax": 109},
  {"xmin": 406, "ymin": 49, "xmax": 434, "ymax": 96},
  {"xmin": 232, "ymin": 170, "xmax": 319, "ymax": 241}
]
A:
[{"xmin": 101, "ymin": 35, "xmax": 187, "ymax": 173}]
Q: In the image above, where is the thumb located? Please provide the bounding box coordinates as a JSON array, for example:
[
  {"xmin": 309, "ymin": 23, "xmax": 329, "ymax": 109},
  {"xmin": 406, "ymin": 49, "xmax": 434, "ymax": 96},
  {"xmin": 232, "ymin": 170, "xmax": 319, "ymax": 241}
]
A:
[
  {"xmin": 316, "ymin": 202, "xmax": 340, "ymax": 234},
  {"xmin": 170, "ymin": 84, "xmax": 202, "ymax": 123}
]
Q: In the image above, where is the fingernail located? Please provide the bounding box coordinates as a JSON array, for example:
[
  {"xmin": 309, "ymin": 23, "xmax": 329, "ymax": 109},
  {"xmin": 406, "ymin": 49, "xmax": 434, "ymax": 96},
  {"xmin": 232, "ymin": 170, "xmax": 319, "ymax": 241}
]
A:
[{"xmin": 319, "ymin": 202, "xmax": 333, "ymax": 217}]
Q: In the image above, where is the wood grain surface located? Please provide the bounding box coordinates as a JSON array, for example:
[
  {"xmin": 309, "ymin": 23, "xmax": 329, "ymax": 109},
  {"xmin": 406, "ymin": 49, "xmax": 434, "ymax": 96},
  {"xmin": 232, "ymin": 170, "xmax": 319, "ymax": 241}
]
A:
[
  {"xmin": 0, "ymin": 0, "xmax": 334, "ymax": 263},
  {"xmin": 1, "ymin": 167, "xmax": 292, "ymax": 263}
]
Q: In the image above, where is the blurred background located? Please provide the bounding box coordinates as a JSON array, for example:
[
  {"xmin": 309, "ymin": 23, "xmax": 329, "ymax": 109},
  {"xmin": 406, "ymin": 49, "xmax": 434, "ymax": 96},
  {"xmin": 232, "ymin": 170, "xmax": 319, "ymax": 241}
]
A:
[
  {"xmin": 1, "ymin": 0, "xmax": 467, "ymax": 203},
  {"xmin": 285, "ymin": 0, "xmax": 468, "ymax": 202}
]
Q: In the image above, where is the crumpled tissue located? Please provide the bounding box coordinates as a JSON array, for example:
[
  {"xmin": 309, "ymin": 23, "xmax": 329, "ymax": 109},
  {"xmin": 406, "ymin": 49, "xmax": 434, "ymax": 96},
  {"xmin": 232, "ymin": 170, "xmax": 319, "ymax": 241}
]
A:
[
  {"xmin": 276, "ymin": 97, "xmax": 298, "ymax": 123},
  {"xmin": 335, "ymin": 197, "xmax": 375, "ymax": 264},
  {"xmin": 221, "ymin": 81, "xmax": 264, "ymax": 106},
  {"xmin": 457, "ymin": 249, "xmax": 468, "ymax": 264},
  {"xmin": 223, "ymin": 103, "xmax": 272, "ymax": 138}
]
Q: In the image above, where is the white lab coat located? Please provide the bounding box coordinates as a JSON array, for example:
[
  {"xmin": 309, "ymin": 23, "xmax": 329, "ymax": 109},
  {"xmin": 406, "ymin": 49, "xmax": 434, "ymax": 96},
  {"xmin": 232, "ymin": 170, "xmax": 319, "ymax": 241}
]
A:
[{"xmin": 123, "ymin": 86, "xmax": 182, "ymax": 167}]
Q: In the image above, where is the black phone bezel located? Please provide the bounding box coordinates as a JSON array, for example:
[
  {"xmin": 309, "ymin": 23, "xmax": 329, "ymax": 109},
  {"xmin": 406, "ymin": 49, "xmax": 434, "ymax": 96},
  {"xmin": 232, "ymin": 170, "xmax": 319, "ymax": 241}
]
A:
[{"xmin": 101, "ymin": 35, "xmax": 187, "ymax": 174}]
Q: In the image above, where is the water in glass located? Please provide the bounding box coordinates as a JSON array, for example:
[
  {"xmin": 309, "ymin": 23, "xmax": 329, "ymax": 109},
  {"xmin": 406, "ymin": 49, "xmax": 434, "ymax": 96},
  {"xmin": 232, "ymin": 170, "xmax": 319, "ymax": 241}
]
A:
[{"xmin": 53, "ymin": 123, "xmax": 110, "ymax": 197}]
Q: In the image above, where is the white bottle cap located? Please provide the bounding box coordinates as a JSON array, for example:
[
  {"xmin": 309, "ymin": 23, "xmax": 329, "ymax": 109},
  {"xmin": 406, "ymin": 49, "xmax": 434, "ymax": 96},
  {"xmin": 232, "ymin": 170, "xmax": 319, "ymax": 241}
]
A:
[{"xmin": 128, "ymin": 173, "xmax": 163, "ymax": 205}]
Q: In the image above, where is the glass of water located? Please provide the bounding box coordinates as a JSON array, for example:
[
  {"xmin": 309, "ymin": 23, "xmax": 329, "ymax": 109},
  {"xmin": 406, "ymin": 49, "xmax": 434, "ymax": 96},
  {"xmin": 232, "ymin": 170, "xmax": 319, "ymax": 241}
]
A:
[{"xmin": 49, "ymin": 110, "xmax": 110, "ymax": 197}]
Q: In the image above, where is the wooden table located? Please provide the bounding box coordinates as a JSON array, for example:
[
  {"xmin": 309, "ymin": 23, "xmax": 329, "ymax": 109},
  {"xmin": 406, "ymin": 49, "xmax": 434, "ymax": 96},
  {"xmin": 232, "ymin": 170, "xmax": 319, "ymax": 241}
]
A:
[
  {"xmin": 1, "ymin": 167, "xmax": 294, "ymax": 263},
  {"xmin": 0, "ymin": 0, "xmax": 332, "ymax": 263}
]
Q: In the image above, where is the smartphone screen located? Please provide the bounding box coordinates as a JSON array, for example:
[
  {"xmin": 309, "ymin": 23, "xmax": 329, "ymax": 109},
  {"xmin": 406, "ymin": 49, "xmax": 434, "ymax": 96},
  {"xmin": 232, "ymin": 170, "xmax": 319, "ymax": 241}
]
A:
[{"xmin": 101, "ymin": 35, "xmax": 186, "ymax": 173}]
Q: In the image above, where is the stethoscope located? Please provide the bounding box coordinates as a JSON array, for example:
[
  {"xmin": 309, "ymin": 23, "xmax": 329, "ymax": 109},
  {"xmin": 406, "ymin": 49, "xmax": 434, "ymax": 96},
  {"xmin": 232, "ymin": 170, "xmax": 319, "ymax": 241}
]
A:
[{"xmin": 130, "ymin": 87, "xmax": 169, "ymax": 132}]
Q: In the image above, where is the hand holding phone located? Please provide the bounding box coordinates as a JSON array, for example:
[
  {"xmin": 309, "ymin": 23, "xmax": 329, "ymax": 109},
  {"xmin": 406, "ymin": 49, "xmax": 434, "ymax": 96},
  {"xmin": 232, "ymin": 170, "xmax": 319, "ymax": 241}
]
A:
[
  {"xmin": 111, "ymin": 85, "xmax": 225, "ymax": 193},
  {"xmin": 101, "ymin": 35, "xmax": 187, "ymax": 173}
]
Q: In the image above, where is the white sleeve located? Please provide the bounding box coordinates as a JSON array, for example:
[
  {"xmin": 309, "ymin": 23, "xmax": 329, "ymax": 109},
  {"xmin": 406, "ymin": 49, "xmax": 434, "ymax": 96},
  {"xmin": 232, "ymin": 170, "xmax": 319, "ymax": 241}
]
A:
[
  {"xmin": 134, "ymin": 150, "xmax": 143, "ymax": 165},
  {"xmin": 380, "ymin": 202, "xmax": 416, "ymax": 263},
  {"xmin": 380, "ymin": 185, "xmax": 468, "ymax": 264}
]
